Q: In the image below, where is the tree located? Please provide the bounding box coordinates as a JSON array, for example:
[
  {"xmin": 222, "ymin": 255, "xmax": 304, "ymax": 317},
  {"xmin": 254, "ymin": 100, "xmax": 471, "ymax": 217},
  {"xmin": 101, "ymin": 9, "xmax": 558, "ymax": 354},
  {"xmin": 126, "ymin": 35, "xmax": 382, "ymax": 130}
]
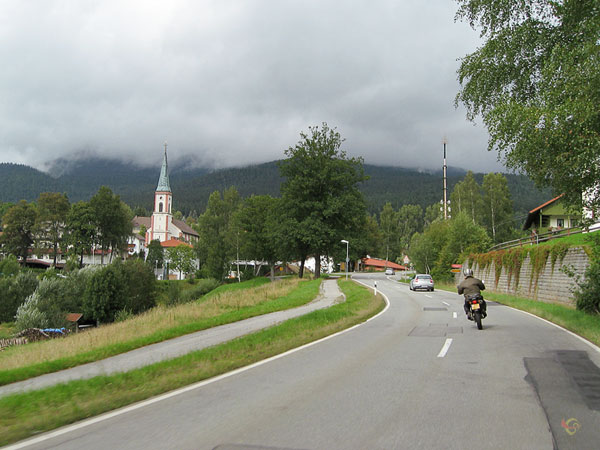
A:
[
  {"xmin": 409, "ymin": 220, "xmax": 450, "ymax": 274},
  {"xmin": 34, "ymin": 192, "xmax": 70, "ymax": 266},
  {"xmin": 379, "ymin": 202, "xmax": 399, "ymax": 263},
  {"xmin": 424, "ymin": 202, "xmax": 443, "ymax": 226},
  {"xmin": 481, "ymin": 173, "xmax": 515, "ymax": 243},
  {"xmin": 0, "ymin": 200, "xmax": 37, "ymax": 264},
  {"xmin": 166, "ymin": 244, "xmax": 196, "ymax": 279},
  {"xmin": 397, "ymin": 204, "xmax": 423, "ymax": 254},
  {"xmin": 146, "ymin": 239, "xmax": 164, "ymax": 271},
  {"xmin": 90, "ymin": 186, "xmax": 132, "ymax": 264},
  {"xmin": 279, "ymin": 123, "xmax": 368, "ymax": 277},
  {"xmin": 455, "ymin": 0, "xmax": 600, "ymax": 217},
  {"xmin": 65, "ymin": 201, "xmax": 97, "ymax": 268},
  {"xmin": 236, "ymin": 195, "xmax": 281, "ymax": 279},
  {"xmin": 450, "ymin": 171, "xmax": 482, "ymax": 224},
  {"xmin": 82, "ymin": 263, "xmax": 126, "ymax": 324},
  {"xmin": 195, "ymin": 187, "xmax": 241, "ymax": 280}
]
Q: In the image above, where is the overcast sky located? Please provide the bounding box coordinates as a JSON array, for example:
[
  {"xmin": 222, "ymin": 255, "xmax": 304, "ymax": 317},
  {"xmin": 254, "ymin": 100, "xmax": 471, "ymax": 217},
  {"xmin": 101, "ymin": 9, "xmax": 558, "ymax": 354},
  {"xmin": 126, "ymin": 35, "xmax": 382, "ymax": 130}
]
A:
[{"xmin": 0, "ymin": 0, "xmax": 504, "ymax": 173}]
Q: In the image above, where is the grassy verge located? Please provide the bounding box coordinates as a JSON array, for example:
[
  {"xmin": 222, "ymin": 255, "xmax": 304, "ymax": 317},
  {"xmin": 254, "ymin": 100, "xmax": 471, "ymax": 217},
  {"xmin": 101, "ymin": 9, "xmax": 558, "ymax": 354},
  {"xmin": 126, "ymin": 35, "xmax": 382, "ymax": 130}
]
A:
[
  {"xmin": 436, "ymin": 282, "xmax": 600, "ymax": 347},
  {"xmin": 0, "ymin": 279, "xmax": 384, "ymax": 447},
  {"xmin": 0, "ymin": 278, "xmax": 318, "ymax": 386}
]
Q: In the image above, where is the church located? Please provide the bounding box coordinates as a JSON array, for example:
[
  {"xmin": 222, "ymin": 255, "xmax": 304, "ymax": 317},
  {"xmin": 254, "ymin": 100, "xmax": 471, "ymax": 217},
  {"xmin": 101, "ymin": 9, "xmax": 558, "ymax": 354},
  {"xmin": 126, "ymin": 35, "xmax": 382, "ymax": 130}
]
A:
[{"xmin": 132, "ymin": 144, "xmax": 199, "ymax": 250}]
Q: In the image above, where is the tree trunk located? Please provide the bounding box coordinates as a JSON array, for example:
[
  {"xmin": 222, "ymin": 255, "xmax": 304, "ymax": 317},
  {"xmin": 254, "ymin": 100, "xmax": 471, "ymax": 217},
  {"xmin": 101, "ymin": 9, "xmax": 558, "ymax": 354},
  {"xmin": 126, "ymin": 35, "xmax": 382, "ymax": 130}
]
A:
[
  {"xmin": 299, "ymin": 257, "xmax": 305, "ymax": 279},
  {"xmin": 270, "ymin": 263, "xmax": 275, "ymax": 281},
  {"xmin": 315, "ymin": 253, "xmax": 321, "ymax": 278}
]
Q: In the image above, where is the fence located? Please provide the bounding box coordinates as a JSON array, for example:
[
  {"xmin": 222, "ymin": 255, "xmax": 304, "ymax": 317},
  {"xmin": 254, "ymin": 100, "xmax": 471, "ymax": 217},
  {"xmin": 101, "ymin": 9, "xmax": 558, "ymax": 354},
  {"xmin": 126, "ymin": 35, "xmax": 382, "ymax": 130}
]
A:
[{"xmin": 489, "ymin": 227, "xmax": 583, "ymax": 252}]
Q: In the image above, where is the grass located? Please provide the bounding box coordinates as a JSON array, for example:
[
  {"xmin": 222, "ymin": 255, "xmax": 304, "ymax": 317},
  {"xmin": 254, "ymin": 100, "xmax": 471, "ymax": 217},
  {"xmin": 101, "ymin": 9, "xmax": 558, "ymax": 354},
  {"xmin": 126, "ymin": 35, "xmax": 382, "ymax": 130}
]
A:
[
  {"xmin": 0, "ymin": 323, "xmax": 16, "ymax": 340},
  {"xmin": 435, "ymin": 282, "xmax": 600, "ymax": 347},
  {"xmin": 0, "ymin": 277, "xmax": 318, "ymax": 386},
  {"xmin": 0, "ymin": 279, "xmax": 384, "ymax": 447}
]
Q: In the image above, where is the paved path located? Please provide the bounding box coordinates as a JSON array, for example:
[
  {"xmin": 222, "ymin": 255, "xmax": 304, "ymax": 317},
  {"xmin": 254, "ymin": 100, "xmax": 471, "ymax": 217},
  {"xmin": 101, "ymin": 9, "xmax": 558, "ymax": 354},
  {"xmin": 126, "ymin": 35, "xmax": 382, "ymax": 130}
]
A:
[{"xmin": 0, "ymin": 279, "xmax": 345, "ymax": 398}]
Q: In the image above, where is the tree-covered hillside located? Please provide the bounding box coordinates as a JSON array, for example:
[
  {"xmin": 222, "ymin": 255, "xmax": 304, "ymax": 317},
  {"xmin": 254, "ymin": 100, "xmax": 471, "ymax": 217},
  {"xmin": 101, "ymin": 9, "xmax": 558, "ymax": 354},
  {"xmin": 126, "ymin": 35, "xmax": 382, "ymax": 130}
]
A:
[{"xmin": 0, "ymin": 159, "xmax": 549, "ymax": 217}]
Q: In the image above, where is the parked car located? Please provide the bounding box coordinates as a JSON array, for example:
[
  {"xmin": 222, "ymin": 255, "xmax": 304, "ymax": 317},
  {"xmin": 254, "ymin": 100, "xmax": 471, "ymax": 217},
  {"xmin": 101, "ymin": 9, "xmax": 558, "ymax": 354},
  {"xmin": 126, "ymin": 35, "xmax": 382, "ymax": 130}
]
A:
[
  {"xmin": 385, "ymin": 268, "xmax": 395, "ymax": 275},
  {"xmin": 410, "ymin": 274, "xmax": 434, "ymax": 291}
]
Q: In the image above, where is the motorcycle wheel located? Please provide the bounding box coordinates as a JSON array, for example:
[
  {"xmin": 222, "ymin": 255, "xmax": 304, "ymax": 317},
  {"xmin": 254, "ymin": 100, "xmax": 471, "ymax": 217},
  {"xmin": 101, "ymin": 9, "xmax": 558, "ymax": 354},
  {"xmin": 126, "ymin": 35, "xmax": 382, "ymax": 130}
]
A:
[{"xmin": 474, "ymin": 311, "xmax": 483, "ymax": 330}]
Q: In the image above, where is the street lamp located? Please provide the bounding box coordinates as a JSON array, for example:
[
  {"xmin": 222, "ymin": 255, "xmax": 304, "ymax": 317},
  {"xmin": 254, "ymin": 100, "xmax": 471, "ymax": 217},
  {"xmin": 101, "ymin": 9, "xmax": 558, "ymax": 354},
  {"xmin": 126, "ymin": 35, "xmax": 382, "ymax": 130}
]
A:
[{"xmin": 341, "ymin": 239, "xmax": 349, "ymax": 280}]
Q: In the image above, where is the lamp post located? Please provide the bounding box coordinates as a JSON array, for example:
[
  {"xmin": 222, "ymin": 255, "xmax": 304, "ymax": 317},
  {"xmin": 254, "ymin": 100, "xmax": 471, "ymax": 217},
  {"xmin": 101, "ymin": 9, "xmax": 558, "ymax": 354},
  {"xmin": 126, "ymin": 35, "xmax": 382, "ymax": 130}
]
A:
[{"xmin": 341, "ymin": 239, "xmax": 349, "ymax": 280}]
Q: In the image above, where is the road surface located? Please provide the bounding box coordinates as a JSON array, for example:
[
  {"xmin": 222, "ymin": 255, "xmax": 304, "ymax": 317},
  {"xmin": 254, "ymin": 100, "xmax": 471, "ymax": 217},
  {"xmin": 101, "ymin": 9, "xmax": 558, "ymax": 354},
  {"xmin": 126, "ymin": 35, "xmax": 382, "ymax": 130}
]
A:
[{"xmin": 7, "ymin": 274, "xmax": 600, "ymax": 450}]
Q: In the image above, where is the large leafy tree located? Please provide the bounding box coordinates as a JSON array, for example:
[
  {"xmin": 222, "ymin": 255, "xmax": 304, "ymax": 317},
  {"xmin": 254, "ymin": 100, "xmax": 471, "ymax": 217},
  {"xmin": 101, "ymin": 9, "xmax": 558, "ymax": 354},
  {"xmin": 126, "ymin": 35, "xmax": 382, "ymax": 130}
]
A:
[
  {"xmin": 89, "ymin": 186, "xmax": 132, "ymax": 264},
  {"xmin": 166, "ymin": 244, "xmax": 196, "ymax": 279},
  {"xmin": 0, "ymin": 200, "xmax": 37, "ymax": 264},
  {"xmin": 236, "ymin": 195, "xmax": 281, "ymax": 279},
  {"xmin": 146, "ymin": 239, "xmax": 164, "ymax": 271},
  {"xmin": 65, "ymin": 201, "xmax": 97, "ymax": 268},
  {"xmin": 279, "ymin": 123, "xmax": 368, "ymax": 278},
  {"xmin": 450, "ymin": 171, "xmax": 482, "ymax": 224},
  {"xmin": 397, "ymin": 204, "xmax": 424, "ymax": 254},
  {"xmin": 379, "ymin": 202, "xmax": 399, "ymax": 263},
  {"xmin": 455, "ymin": 0, "xmax": 600, "ymax": 216},
  {"xmin": 195, "ymin": 187, "xmax": 241, "ymax": 280},
  {"xmin": 34, "ymin": 192, "xmax": 70, "ymax": 266},
  {"xmin": 482, "ymin": 173, "xmax": 515, "ymax": 243}
]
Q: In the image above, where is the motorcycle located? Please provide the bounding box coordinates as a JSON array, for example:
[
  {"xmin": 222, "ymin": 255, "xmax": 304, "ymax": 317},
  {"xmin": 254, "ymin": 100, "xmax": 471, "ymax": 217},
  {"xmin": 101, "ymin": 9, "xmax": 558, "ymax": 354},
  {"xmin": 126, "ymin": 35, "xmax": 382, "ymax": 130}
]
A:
[{"xmin": 465, "ymin": 294, "xmax": 486, "ymax": 330}]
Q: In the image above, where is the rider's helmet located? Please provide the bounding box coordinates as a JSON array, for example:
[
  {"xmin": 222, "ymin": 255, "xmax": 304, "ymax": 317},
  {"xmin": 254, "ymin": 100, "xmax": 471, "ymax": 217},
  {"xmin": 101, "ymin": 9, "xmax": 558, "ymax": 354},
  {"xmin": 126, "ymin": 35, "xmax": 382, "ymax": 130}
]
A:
[{"xmin": 463, "ymin": 268, "xmax": 473, "ymax": 277}]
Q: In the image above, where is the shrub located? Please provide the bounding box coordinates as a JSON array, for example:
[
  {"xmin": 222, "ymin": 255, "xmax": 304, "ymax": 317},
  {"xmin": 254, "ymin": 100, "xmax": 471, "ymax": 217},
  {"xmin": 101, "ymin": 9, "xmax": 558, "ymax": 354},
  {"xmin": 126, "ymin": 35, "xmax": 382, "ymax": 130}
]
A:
[
  {"xmin": 15, "ymin": 295, "xmax": 49, "ymax": 330},
  {"xmin": 179, "ymin": 278, "xmax": 219, "ymax": 303},
  {"xmin": 82, "ymin": 263, "xmax": 126, "ymax": 324},
  {"xmin": 120, "ymin": 259, "xmax": 157, "ymax": 314},
  {"xmin": 0, "ymin": 271, "xmax": 39, "ymax": 323},
  {"xmin": 574, "ymin": 233, "xmax": 600, "ymax": 314},
  {"xmin": 0, "ymin": 255, "xmax": 19, "ymax": 277}
]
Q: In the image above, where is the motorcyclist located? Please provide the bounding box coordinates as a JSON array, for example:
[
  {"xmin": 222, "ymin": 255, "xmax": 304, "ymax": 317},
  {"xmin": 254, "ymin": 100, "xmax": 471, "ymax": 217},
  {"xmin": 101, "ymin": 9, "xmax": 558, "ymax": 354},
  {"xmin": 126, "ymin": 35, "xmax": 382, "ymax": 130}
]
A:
[{"xmin": 457, "ymin": 268, "xmax": 486, "ymax": 320}]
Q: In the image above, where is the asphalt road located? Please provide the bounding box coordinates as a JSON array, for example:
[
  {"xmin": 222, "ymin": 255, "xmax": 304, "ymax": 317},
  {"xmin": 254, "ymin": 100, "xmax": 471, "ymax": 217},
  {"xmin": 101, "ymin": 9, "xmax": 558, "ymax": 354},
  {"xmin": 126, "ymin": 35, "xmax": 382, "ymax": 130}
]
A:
[{"xmin": 7, "ymin": 274, "xmax": 600, "ymax": 450}]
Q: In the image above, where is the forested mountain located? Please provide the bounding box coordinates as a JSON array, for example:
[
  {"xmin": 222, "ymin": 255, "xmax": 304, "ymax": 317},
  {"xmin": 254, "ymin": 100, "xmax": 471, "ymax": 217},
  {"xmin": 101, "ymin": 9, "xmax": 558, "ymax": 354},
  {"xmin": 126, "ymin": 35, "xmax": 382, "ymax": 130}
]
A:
[{"xmin": 0, "ymin": 158, "xmax": 550, "ymax": 217}]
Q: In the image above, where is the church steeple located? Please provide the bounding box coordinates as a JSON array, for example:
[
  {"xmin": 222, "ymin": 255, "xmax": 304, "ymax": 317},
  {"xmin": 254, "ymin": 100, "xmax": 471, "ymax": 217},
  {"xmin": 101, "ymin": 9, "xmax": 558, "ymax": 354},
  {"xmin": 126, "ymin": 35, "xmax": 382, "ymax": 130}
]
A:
[{"xmin": 156, "ymin": 142, "xmax": 171, "ymax": 192}]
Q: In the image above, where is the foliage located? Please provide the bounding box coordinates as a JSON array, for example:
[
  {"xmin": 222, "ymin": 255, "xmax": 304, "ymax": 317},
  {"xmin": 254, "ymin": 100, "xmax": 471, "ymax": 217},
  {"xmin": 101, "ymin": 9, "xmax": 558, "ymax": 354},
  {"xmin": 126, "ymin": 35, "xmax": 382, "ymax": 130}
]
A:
[
  {"xmin": 573, "ymin": 233, "xmax": 600, "ymax": 314},
  {"xmin": 89, "ymin": 186, "xmax": 132, "ymax": 264},
  {"xmin": 0, "ymin": 255, "xmax": 20, "ymax": 277},
  {"xmin": 0, "ymin": 271, "xmax": 38, "ymax": 323},
  {"xmin": 166, "ymin": 244, "xmax": 196, "ymax": 279},
  {"xmin": 278, "ymin": 123, "xmax": 368, "ymax": 277},
  {"xmin": 450, "ymin": 171, "xmax": 482, "ymax": 224},
  {"xmin": 455, "ymin": 0, "xmax": 600, "ymax": 218},
  {"xmin": 34, "ymin": 192, "xmax": 70, "ymax": 266},
  {"xmin": 119, "ymin": 259, "xmax": 157, "ymax": 314},
  {"xmin": 409, "ymin": 220, "xmax": 450, "ymax": 274},
  {"xmin": 178, "ymin": 278, "xmax": 220, "ymax": 303},
  {"xmin": 0, "ymin": 200, "xmax": 37, "ymax": 263},
  {"xmin": 482, "ymin": 173, "xmax": 515, "ymax": 243},
  {"xmin": 65, "ymin": 201, "xmax": 97, "ymax": 268},
  {"xmin": 146, "ymin": 239, "xmax": 164, "ymax": 269},
  {"xmin": 82, "ymin": 263, "xmax": 127, "ymax": 324},
  {"xmin": 195, "ymin": 187, "xmax": 241, "ymax": 280}
]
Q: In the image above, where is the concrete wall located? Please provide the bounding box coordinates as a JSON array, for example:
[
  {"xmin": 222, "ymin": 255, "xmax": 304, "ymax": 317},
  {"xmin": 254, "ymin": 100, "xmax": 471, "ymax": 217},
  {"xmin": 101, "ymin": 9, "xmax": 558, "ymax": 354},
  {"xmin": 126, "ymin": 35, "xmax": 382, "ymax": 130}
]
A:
[{"xmin": 461, "ymin": 247, "xmax": 589, "ymax": 305}]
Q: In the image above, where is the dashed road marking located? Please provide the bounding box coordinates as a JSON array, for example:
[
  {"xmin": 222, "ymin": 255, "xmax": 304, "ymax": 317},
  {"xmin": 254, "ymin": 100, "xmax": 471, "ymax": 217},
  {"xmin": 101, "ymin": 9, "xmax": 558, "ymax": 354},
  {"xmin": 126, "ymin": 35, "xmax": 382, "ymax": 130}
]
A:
[{"xmin": 438, "ymin": 338, "xmax": 453, "ymax": 358}]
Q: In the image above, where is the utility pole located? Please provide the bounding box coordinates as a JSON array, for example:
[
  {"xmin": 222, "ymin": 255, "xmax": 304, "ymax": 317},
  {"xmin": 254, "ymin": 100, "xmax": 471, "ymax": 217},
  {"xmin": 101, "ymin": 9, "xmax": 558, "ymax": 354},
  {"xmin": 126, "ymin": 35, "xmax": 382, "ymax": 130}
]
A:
[{"xmin": 443, "ymin": 137, "xmax": 448, "ymax": 220}]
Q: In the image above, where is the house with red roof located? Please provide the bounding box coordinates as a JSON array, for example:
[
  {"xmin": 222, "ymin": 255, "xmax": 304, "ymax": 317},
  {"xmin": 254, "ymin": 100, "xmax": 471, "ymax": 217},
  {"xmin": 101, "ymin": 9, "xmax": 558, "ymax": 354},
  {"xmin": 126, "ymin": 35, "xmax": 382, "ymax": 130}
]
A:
[
  {"xmin": 360, "ymin": 257, "xmax": 407, "ymax": 272},
  {"xmin": 523, "ymin": 194, "xmax": 581, "ymax": 232}
]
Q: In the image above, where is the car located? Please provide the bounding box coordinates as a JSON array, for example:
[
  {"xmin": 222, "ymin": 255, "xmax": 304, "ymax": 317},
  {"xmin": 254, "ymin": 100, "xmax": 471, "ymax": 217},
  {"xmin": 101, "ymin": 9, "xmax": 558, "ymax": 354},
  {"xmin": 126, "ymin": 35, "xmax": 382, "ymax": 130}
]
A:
[
  {"xmin": 410, "ymin": 274, "xmax": 434, "ymax": 291},
  {"xmin": 385, "ymin": 268, "xmax": 395, "ymax": 275}
]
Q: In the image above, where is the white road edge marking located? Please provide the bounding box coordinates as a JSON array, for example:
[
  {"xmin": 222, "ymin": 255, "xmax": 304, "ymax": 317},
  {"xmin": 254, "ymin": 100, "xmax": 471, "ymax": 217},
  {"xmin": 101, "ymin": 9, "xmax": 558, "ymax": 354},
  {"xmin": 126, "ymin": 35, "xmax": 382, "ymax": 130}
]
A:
[
  {"xmin": 442, "ymin": 301, "xmax": 450, "ymax": 306},
  {"xmin": 453, "ymin": 312, "xmax": 457, "ymax": 319},
  {"xmin": 437, "ymin": 338, "xmax": 453, "ymax": 358},
  {"xmin": 6, "ymin": 279, "xmax": 391, "ymax": 450},
  {"xmin": 425, "ymin": 294, "xmax": 432, "ymax": 298}
]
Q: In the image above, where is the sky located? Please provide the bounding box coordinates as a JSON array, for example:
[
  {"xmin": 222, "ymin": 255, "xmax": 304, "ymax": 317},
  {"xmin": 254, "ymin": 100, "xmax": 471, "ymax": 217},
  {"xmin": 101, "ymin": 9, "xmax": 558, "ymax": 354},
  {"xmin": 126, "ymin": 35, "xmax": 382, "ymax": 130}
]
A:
[{"xmin": 0, "ymin": 0, "xmax": 505, "ymax": 173}]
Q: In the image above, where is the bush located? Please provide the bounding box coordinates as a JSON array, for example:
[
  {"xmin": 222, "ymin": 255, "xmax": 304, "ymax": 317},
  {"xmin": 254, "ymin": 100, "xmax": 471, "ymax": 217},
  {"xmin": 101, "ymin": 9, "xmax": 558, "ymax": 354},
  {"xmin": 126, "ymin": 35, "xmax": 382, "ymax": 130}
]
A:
[
  {"xmin": 574, "ymin": 233, "xmax": 600, "ymax": 314},
  {"xmin": 179, "ymin": 278, "xmax": 219, "ymax": 303},
  {"xmin": 0, "ymin": 271, "xmax": 39, "ymax": 323},
  {"xmin": 120, "ymin": 259, "xmax": 157, "ymax": 314},
  {"xmin": 82, "ymin": 263, "xmax": 127, "ymax": 324},
  {"xmin": 0, "ymin": 255, "xmax": 19, "ymax": 277},
  {"xmin": 15, "ymin": 295, "xmax": 49, "ymax": 330}
]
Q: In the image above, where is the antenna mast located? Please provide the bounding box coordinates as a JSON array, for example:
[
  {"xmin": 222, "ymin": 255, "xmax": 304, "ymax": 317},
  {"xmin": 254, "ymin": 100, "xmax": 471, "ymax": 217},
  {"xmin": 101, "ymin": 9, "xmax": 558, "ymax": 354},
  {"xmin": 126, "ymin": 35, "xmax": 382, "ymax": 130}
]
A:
[{"xmin": 443, "ymin": 137, "xmax": 448, "ymax": 220}]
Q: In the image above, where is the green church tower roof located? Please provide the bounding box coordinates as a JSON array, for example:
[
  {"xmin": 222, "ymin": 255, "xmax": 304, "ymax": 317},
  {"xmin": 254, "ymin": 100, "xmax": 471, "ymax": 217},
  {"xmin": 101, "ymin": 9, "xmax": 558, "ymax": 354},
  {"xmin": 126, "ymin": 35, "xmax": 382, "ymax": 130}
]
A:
[{"xmin": 156, "ymin": 143, "xmax": 171, "ymax": 192}]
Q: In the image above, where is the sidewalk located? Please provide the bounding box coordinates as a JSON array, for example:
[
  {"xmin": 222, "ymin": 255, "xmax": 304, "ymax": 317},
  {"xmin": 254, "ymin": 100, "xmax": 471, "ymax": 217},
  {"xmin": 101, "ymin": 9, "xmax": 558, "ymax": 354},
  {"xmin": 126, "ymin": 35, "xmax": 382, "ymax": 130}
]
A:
[{"xmin": 0, "ymin": 279, "xmax": 345, "ymax": 398}]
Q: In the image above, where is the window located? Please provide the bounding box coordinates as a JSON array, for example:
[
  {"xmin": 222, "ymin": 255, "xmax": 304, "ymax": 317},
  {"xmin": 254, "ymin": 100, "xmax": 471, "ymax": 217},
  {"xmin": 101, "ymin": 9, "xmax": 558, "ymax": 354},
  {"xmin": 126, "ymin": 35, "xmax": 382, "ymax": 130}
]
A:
[
  {"xmin": 557, "ymin": 218, "xmax": 564, "ymax": 228},
  {"xmin": 159, "ymin": 202, "xmax": 163, "ymax": 213}
]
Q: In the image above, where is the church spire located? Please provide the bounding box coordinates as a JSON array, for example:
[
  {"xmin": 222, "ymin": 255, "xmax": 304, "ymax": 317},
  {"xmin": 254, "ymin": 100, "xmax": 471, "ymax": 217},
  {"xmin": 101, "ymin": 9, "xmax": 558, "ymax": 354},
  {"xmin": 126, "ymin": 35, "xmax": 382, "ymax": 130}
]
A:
[{"xmin": 156, "ymin": 142, "xmax": 171, "ymax": 192}]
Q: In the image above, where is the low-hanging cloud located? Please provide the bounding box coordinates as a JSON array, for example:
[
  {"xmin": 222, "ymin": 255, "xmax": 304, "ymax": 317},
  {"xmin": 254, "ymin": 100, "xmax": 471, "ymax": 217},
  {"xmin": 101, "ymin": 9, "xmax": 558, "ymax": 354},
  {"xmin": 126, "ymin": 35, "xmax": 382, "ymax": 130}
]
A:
[{"xmin": 0, "ymin": 0, "xmax": 503, "ymax": 173}]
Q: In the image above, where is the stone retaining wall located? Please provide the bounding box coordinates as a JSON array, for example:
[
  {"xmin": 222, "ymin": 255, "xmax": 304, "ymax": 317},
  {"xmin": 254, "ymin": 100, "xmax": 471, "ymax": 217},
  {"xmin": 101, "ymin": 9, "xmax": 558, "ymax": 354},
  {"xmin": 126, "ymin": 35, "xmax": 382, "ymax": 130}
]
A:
[{"xmin": 461, "ymin": 247, "xmax": 589, "ymax": 305}]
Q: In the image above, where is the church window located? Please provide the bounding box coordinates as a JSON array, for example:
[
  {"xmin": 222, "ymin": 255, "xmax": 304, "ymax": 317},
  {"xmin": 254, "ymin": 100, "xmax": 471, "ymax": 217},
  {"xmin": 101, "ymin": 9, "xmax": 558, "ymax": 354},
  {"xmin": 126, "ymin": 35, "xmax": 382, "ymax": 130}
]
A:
[{"xmin": 159, "ymin": 202, "xmax": 163, "ymax": 213}]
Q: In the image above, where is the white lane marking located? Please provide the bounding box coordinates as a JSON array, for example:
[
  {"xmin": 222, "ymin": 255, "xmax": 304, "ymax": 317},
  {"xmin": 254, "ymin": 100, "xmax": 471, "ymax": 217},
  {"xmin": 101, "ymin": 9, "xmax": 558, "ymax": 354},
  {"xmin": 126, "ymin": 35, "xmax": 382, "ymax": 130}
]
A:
[
  {"xmin": 442, "ymin": 301, "xmax": 450, "ymax": 306},
  {"xmin": 425, "ymin": 294, "xmax": 432, "ymax": 299},
  {"xmin": 453, "ymin": 312, "xmax": 457, "ymax": 319},
  {"xmin": 437, "ymin": 338, "xmax": 453, "ymax": 358},
  {"xmin": 7, "ymin": 281, "xmax": 391, "ymax": 450}
]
